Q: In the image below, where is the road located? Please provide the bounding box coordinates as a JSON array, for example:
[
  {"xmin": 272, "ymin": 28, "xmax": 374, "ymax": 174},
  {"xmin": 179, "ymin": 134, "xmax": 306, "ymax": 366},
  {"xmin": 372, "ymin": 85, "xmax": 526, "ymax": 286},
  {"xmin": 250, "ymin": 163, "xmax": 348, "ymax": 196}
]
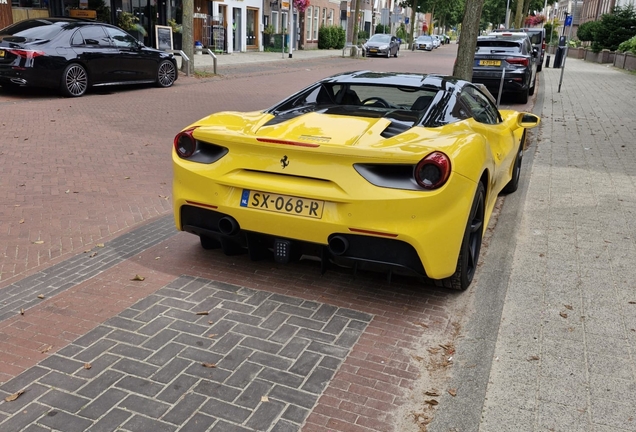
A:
[{"xmin": 0, "ymin": 44, "xmax": 537, "ymax": 432}]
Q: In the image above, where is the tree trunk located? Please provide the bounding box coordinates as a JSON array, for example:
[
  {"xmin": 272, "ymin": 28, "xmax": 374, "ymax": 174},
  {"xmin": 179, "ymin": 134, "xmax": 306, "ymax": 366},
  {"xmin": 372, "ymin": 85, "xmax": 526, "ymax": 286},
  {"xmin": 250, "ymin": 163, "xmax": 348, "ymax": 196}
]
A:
[
  {"xmin": 452, "ymin": 0, "xmax": 486, "ymax": 81},
  {"xmin": 182, "ymin": 0, "xmax": 194, "ymax": 73},
  {"xmin": 409, "ymin": 0, "xmax": 417, "ymax": 46},
  {"xmin": 352, "ymin": 0, "xmax": 361, "ymax": 45},
  {"xmin": 514, "ymin": 0, "xmax": 524, "ymax": 29}
]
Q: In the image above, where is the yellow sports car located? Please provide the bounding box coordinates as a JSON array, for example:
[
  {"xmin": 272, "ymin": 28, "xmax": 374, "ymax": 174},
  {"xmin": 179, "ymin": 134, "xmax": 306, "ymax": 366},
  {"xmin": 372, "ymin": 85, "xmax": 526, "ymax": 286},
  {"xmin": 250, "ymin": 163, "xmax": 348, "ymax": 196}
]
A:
[{"xmin": 172, "ymin": 72, "xmax": 539, "ymax": 290}]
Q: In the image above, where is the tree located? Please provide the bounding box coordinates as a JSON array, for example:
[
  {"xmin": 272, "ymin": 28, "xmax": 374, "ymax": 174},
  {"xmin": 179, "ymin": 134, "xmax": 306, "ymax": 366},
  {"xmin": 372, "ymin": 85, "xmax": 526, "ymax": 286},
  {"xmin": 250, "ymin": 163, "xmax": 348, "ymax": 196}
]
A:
[
  {"xmin": 352, "ymin": 0, "xmax": 362, "ymax": 45},
  {"xmin": 453, "ymin": 0, "xmax": 486, "ymax": 81},
  {"xmin": 181, "ymin": 0, "xmax": 194, "ymax": 72},
  {"xmin": 591, "ymin": 5, "xmax": 636, "ymax": 52}
]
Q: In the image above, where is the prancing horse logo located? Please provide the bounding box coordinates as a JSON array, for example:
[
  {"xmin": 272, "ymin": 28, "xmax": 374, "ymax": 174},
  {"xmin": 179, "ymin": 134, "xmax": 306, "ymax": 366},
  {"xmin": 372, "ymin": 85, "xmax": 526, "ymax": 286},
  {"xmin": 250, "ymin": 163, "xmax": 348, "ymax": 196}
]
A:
[{"xmin": 280, "ymin": 155, "xmax": 289, "ymax": 169}]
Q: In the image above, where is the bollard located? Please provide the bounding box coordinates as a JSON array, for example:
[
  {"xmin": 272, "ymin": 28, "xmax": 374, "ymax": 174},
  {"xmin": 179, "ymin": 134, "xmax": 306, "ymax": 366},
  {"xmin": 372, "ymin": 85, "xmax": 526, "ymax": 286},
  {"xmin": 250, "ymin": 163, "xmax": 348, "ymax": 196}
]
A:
[
  {"xmin": 195, "ymin": 41, "xmax": 203, "ymax": 55},
  {"xmin": 545, "ymin": 55, "xmax": 550, "ymax": 68}
]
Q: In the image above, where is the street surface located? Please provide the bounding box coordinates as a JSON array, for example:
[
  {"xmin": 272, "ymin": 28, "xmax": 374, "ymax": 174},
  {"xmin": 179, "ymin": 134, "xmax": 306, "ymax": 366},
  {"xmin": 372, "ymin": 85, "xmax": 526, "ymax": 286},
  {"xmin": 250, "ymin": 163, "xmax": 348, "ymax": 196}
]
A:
[{"xmin": 0, "ymin": 43, "xmax": 543, "ymax": 432}]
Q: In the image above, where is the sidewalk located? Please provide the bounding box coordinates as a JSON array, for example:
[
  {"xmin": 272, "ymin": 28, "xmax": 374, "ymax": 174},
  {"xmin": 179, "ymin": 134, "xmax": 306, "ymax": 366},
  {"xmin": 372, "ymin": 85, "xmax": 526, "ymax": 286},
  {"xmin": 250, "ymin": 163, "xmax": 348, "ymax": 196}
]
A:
[{"xmin": 431, "ymin": 59, "xmax": 636, "ymax": 431}]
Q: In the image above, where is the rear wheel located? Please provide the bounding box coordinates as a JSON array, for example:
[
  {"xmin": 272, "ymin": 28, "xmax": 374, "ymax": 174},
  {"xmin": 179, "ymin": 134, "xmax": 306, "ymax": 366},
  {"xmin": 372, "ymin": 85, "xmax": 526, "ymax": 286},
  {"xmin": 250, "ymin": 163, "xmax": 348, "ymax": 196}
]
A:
[
  {"xmin": 517, "ymin": 86, "xmax": 529, "ymax": 104},
  {"xmin": 444, "ymin": 182, "xmax": 485, "ymax": 291},
  {"xmin": 394, "ymin": 48, "xmax": 399, "ymax": 58},
  {"xmin": 157, "ymin": 60, "xmax": 176, "ymax": 88},
  {"xmin": 60, "ymin": 63, "xmax": 88, "ymax": 97}
]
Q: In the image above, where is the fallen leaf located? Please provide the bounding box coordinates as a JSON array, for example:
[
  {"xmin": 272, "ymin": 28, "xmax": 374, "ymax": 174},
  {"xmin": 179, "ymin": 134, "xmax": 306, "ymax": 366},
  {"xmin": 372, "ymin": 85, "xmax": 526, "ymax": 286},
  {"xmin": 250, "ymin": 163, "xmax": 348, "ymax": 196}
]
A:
[
  {"xmin": 628, "ymin": 301, "xmax": 636, "ymax": 305},
  {"xmin": 19, "ymin": 219, "xmax": 24, "ymax": 224},
  {"xmin": 130, "ymin": 275, "xmax": 145, "ymax": 281},
  {"xmin": 564, "ymin": 304, "xmax": 573, "ymax": 310},
  {"xmin": 425, "ymin": 390, "xmax": 440, "ymax": 397},
  {"xmin": 40, "ymin": 345, "xmax": 52, "ymax": 354},
  {"xmin": 208, "ymin": 321, "xmax": 214, "ymax": 325},
  {"xmin": 448, "ymin": 389, "xmax": 457, "ymax": 397},
  {"xmin": 207, "ymin": 334, "xmax": 218, "ymax": 338},
  {"xmin": 428, "ymin": 347, "xmax": 440, "ymax": 354},
  {"xmin": 96, "ymin": 243, "xmax": 104, "ymax": 248},
  {"xmin": 89, "ymin": 253, "xmax": 97, "ymax": 258},
  {"xmin": 424, "ymin": 399, "xmax": 439, "ymax": 406},
  {"xmin": 202, "ymin": 363, "xmax": 216, "ymax": 368},
  {"xmin": 84, "ymin": 363, "xmax": 92, "ymax": 369},
  {"xmin": 20, "ymin": 308, "xmax": 24, "ymax": 315},
  {"xmin": 65, "ymin": 190, "xmax": 70, "ymax": 194},
  {"xmin": 414, "ymin": 321, "xmax": 429, "ymax": 328},
  {"xmin": 528, "ymin": 355, "xmax": 540, "ymax": 361},
  {"xmin": 37, "ymin": 294, "xmax": 45, "ymax": 299},
  {"xmin": 261, "ymin": 396, "xmax": 269, "ymax": 402},
  {"xmin": 155, "ymin": 257, "xmax": 160, "ymax": 260},
  {"xmin": 124, "ymin": 176, "xmax": 130, "ymax": 179},
  {"xmin": 560, "ymin": 312, "xmax": 568, "ymax": 319},
  {"xmin": 195, "ymin": 311, "xmax": 209, "ymax": 315},
  {"xmin": 4, "ymin": 390, "xmax": 25, "ymax": 402},
  {"xmin": 32, "ymin": 240, "xmax": 44, "ymax": 244},
  {"xmin": 83, "ymin": 250, "xmax": 90, "ymax": 253}
]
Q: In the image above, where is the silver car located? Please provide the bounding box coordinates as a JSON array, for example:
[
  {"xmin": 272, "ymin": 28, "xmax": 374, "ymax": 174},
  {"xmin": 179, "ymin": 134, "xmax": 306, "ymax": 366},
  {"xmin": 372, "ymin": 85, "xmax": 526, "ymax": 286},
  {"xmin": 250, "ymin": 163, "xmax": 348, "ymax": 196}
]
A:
[
  {"xmin": 413, "ymin": 35, "xmax": 434, "ymax": 51},
  {"xmin": 363, "ymin": 34, "xmax": 400, "ymax": 58}
]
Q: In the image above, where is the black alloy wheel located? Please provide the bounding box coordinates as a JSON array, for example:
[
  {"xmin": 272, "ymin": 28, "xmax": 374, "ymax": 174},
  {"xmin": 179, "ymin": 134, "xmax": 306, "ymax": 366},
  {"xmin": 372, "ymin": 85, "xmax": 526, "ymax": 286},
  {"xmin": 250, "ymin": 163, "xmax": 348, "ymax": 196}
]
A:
[
  {"xmin": 61, "ymin": 63, "xmax": 88, "ymax": 97},
  {"xmin": 444, "ymin": 182, "xmax": 486, "ymax": 290},
  {"xmin": 502, "ymin": 131, "xmax": 525, "ymax": 194},
  {"xmin": 157, "ymin": 60, "xmax": 177, "ymax": 88}
]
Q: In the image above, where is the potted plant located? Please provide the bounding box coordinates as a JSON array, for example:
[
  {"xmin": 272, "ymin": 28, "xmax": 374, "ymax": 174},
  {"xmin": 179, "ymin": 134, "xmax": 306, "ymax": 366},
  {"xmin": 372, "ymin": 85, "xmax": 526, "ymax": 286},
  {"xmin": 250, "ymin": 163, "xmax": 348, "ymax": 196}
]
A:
[
  {"xmin": 118, "ymin": 11, "xmax": 147, "ymax": 42},
  {"xmin": 169, "ymin": 18, "xmax": 182, "ymax": 50}
]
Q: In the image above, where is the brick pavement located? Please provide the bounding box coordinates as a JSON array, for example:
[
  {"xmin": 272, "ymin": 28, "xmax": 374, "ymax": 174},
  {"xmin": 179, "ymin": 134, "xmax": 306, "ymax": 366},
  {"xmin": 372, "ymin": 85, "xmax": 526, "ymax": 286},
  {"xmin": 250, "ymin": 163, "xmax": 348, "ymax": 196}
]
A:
[{"xmin": 0, "ymin": 44, "xmax": 541, "ymax": 431}]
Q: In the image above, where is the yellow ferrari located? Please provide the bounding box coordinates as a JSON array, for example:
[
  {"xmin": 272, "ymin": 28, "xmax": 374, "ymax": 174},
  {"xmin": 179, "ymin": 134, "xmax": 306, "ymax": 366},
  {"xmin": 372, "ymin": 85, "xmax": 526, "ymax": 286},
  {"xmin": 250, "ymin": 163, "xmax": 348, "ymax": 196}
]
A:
[{"xmin": 172, "ymin": 72, "xmax": 539, "ymax": 290}]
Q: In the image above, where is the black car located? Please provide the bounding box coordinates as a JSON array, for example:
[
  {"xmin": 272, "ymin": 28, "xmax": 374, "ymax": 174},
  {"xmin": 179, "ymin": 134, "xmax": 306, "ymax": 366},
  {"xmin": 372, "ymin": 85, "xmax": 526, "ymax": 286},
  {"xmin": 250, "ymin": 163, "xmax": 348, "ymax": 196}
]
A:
[
  {"xmin": 472, "ymin": 32, "xmax": 538, "ymax": 104},
  {"xmin": 362, "ymin": 34, "xmax": 400, "ymax": 58},
  {"xmin": 493, "ymin": 27, "xmax": 546, "ymax": 72},
  {"xmin": 0, "ymin": 18, "xmax": 178, "ymax": 97}
]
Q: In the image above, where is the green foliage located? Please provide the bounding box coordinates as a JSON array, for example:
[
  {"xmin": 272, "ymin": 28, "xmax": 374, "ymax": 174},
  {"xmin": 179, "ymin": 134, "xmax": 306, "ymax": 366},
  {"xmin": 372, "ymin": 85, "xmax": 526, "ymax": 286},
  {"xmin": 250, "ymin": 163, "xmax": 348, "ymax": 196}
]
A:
[
  {"xmin": 375, "ymin": 24, "xmax": 390, "ymax": 34},
  {"xmin": 88, "ymin": 0, "xmax": 111, "ymax": 24},
  {"xmin": 168, "ymin": 18, "xmax": 182, "ymax": 33},
  {"xmin": 357, "ymin": 30, "xmax": 369, "ymax": 41},
  {"xmin": 543, "ymin": 20, "xmax": 559, "ymax": 45},
  {"xmin": 396, "ymin": 23, "xmax": 407, "ymax": 40},
  {"xmin": 591, "ymin": 5, "xmax": 636, "ymax": 52},
  {"xmin": 617, "ymin": 35, "xmax": 636, "ymax": 53},
  {"xmin": 577, "ymin": 20, "xmax": 600, "ymax": 42},
  {"xmin": 118, "ymin": 11, "xmax": 147, "ymax": 36},
  {"xmin": 318, "ymin": 26, "xmax": 345, "ymax": 49},
  {"xmin": 263, "ymin": 24, "xmax": 275, "ymax": 35}
]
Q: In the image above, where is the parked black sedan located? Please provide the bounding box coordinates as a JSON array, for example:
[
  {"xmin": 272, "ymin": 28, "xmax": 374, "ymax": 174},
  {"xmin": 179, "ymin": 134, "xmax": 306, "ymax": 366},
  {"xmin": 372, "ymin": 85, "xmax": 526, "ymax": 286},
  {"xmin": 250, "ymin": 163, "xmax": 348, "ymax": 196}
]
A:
[
  {"xmin": 0, "ymin": 18, "xmax": 178, "ymax": 97},
  {"xmin": 471, "ymin": 32, "xmax": 537, "ymax": 104},
  {"xmin": 362, "ymin": 34, "xmax": 400, "ymax": 58}
]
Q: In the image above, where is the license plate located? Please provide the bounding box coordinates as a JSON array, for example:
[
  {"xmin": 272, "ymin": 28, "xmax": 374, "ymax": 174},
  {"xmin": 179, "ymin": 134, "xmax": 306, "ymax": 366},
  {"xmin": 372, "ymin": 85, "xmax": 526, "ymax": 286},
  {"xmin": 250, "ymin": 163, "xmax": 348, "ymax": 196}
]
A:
[
  {"xmin": 240, "ymin": 190, "xmax": 324, "ymax": 219},
  {"xmin": 479, "ymin": 60, "xmax": 501, "ymax": 66},
  {"xmin": 0, "ymin": 50, "xmax": 4, "ymax": 58},
  {"xmin": 370, "ymin": 49, "xmax": 377, "ymax": 53}
]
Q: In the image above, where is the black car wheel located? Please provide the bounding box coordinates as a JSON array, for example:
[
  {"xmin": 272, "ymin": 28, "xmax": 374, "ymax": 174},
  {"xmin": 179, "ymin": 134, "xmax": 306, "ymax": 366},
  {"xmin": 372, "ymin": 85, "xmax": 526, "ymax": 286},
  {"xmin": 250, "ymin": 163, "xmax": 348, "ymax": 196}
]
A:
[
  {"xmin": 394, "ymin": 48, "xmax": 399, "ymax": 58},
  {"xmin": 529, "ymin": 74, "xmax": 536, "ymax": 96},
  {"xmin": 61, "ymin": 63, "xmax": 88, "ymax": 98},
  {"xmin": 157, "ymin": 60, "xmax": 177, "ymax": 88},
  {"xmin": 517, "ymin": 86, "xmax": 529, "ymax": 104},
  {"xmin": 1, "ymin": 82, "xmax": 21, "ymax": 93},
  {"xmin": 502, "ymin": 132, "xmax": 525, "ymax": 194},
  {"xmin": 444, "ymin": 182, "xmax": 485, "ymax": 290}
]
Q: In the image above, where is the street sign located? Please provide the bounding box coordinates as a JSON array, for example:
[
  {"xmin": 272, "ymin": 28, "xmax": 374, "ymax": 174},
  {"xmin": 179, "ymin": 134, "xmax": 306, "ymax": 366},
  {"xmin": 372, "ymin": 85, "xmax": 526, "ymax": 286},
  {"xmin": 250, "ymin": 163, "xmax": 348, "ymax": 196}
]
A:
[
  {"xmin": 405, "ymin": 17, "xmax": 409, "ymax": 24},
  {"xmin": 565, "ymin": 15, "xmax": 572, "ymax": 26},
  {"xmin": 380, "ymin": 8, "xmax": 389, "ymax": 26}
]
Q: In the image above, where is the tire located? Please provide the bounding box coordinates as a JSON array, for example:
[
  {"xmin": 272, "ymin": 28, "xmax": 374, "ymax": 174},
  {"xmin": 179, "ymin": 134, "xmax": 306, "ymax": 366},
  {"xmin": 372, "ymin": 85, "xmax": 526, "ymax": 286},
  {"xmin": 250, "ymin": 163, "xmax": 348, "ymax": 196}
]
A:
[
  {"xmin": 537, "ymin": 60, "xmax": 543, "ymax": 72},
  {"xmin": 501, "ymin": 132, "xmax": 525, "ymax": 194},
  {"xmin": 60, "ymin": 63, "xmax": 88, "ymax": 98},
  {"xmin": 443, "ymin": 182, "xmax": 486, "ymax": 291},
  {"xmin": 529, "ymin": 75, "xmax": 536, "ymax": 96},
  {"xmin": 517, "ymin": 86, "xmax": 529, "ymax": 104},
  {"xmin": 1, "ymin": 82, "xmax": 21, "ymax": 93},
  {"xmin": 394, "ymin": 48, "xmax": 399, "ymax": 58},
  {"xmin": 386, "ymin": 49, "xmax": 391, "ymax": 58},
  {"xmin": 157, "ymin": 60, "xmax": 177, "ymax": 88}
]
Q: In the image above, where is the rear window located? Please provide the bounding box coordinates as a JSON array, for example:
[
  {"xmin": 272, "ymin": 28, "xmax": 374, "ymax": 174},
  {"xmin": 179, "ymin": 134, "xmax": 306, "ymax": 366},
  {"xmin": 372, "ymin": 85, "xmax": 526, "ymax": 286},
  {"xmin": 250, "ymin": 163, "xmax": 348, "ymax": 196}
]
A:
[
  {"xmin": 476, "ymin": 40, "xmax": 522, "ymax": 53},
  {"xmin": 0, "ymin": 19, "xmax": 65, "ymax": 40},
  {"xmin": 526, "ymin": 31, "xmax": 543, "ymax": 45}
]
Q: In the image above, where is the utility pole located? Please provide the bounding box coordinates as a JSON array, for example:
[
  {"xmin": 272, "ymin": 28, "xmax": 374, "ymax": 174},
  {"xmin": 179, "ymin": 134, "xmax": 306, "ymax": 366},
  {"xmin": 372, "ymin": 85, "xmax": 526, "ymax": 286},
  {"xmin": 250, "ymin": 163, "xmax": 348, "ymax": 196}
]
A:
[
  {"xmin": 558, "ymin": 0, "xmax": 576, "ymax": 92},
  {"xmin": 288, "ymin": 0, "xmax": 294, "ymax": 58}
]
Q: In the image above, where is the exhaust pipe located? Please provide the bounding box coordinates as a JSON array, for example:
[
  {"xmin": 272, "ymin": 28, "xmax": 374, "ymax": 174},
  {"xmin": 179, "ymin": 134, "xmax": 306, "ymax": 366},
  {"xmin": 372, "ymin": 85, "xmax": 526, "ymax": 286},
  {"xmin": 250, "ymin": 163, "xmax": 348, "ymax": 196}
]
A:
[
  {"xmin": 218, "ymin": 216, "xmax": 239, "ymax": 236},
  {"xmin": 10, "ymin": 78, "xmax": 27, "ymax": 85},
  {"xmin": 328, "ymin": 236, "xmax": 349, "ymax": 256}
]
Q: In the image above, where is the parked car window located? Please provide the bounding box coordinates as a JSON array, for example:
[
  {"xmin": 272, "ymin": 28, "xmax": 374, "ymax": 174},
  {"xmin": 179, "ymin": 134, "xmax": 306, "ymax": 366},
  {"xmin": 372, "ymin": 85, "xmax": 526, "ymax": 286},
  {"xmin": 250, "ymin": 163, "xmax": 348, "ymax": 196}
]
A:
[
  {"xmin": 104, "ymin": 27, "xmax": 139, "ymax": 49},
  {"xmin": 77, "ymin": 26, "xmax": 111, "ymax": 47},
  {"xmin": 460, "ymin": 87, "xmax": 501, "ymax": 125},
  {"xmin": 0, "ymin": 19, "xmax": 65, "ymax": 40},
  {"xmin": 70, "ymin": 29, "xmax": 84, "ymax": 46}
]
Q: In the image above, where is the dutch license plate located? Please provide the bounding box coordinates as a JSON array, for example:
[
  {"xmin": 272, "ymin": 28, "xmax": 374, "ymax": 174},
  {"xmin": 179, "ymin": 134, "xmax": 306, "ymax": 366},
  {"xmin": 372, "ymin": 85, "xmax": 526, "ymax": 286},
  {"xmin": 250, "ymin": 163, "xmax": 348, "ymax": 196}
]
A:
[
  {"xmin": 370, "ymin": 49, "xmax": 377, "ymax": 53},
  {"xmin": 479, "ymin": 60, "xmax": 501, "ymax": 66},
  {"xmin": 240, "ymin": 190, "xmax": 324, "ymax": 219},
  {"xmin": 0, "ymin": 50, "xmax": 4, "ymax": 58}
]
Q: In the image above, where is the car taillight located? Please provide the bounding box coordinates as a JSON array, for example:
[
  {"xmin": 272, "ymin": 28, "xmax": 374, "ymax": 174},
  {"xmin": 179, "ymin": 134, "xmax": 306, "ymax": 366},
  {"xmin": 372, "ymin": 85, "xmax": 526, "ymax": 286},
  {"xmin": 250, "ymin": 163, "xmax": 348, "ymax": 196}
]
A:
[
  {"xmin": 174, "ymin": 127, "xmax": 198, "ymax": 158},
  {"xmin": 414, "ymin": 152, "xmax": 451, "ymax": 190},
  {"xmin": 542, "ymin": 41, "xmax": 546, "ymax": 50},
  {"xmin": 506, "ymin": 57, "xmax": 529, "ymax": 67},
  {"xmin": 6, "ymin": 49, "xmax": 45, "ymax": 59}
]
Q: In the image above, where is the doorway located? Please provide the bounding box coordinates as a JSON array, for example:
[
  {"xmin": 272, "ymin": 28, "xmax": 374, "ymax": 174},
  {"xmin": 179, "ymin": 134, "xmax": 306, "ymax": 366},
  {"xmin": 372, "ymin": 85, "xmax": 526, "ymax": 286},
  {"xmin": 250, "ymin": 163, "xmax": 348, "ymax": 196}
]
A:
[
  {"xmin": 232, "ymin": 8, "xmax": 242, "ymax": 52},
  {"xmin": 246, "ymin": 8, "xmax": 258, "ymax": 49}
]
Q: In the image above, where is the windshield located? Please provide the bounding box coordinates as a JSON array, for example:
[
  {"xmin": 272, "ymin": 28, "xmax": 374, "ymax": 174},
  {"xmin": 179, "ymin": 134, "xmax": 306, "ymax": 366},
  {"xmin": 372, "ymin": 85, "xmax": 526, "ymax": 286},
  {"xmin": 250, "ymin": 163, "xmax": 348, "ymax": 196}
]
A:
[
  {"xmin": 417, "ymin": 36, "xmax": 432, "ymax": 41},
  {"xmin": 526, "ymin": 31, "xmax": 543, "ymax": 44},
  {"xmin": 369, "ymin": 34, "xmax": 391, "ymax": 43}
]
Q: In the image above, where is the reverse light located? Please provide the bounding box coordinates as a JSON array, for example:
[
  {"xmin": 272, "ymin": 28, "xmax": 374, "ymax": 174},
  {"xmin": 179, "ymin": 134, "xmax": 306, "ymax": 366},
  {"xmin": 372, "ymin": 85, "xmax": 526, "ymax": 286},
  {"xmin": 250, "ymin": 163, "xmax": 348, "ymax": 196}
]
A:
[
  {"xmin": 506, "ymin": 57, "xmax": 529, "ymax": 67},
  {"xmin": 6, "ymin": 49, "xmax": 45, "ymax": 59},
  {"xmin": 414, "ymin": 152, "xmax": 451, "ymax": 190},
  {"xmin": 174, "ymin": 127, "xmax": 198, "ymax": 158}
]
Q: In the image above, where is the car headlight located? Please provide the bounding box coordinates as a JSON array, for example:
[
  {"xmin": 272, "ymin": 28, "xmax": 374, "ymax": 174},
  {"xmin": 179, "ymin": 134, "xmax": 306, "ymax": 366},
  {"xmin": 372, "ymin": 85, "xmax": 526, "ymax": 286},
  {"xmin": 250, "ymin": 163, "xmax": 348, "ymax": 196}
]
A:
[{"xmin": 380, "ymin": 45, "xmax": 388, "ymax": 50}]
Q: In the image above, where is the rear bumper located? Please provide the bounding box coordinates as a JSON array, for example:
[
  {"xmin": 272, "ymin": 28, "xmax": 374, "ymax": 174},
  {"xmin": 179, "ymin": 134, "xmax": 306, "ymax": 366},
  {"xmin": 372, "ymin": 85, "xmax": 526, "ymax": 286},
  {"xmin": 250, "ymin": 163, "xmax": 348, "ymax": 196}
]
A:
[
  {"xmin": 472, "ymin": 68, "xmax": 530, "ymax": 94},
  {"xmin": 0, "ymin": 66, "xmax": 58, "ymax": 89}
]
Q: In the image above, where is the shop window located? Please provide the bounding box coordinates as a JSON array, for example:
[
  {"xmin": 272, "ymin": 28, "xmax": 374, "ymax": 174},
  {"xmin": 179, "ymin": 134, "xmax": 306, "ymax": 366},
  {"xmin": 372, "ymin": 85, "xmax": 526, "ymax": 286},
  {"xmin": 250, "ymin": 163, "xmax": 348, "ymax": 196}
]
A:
[
  {"xmin": 272, "ymin": 11, "xmax": 279, "ymax": 32},
  {"xmin": 306, "ymin": 7, "xmax": 312, "ymax": 40},
  {"xmin": 312, "ymin": 6, "xmax": 318, "ymax": 40},
  {"xmin": 322, "ymin": 8, "xmax": 326, "ymax": 27},
  {"xmin": 328, "ymin": 9, "xmax": 333, "ymax": 26}
]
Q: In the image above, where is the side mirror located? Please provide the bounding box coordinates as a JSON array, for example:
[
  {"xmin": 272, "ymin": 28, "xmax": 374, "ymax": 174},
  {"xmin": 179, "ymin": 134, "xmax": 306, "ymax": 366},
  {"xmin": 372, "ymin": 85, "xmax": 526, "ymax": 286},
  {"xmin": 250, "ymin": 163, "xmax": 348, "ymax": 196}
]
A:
[{"xmin": 517, "ymin": 112, "xmax": 540, "ymax": 129}]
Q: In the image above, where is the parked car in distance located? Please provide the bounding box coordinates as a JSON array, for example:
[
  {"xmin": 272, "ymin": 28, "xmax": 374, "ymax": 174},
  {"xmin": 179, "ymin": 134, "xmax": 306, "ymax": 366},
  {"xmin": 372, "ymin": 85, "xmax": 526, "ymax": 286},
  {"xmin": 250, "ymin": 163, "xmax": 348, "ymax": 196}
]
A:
[
  {"xmin": 172, "ymin": 71, "xmax": 540, "ymax": 290},
  {"xmin": 362, "ymin": 34, "xmax": 400, "ymax": 58},
  {"xmin": 472, "ymin": 32, "xmax": 538, "ymax": 103},
  {"xmin": 493, "ymin": 27, "xmax": 546, "ymax": 71},
  {"xmin": 0, "ymin": 18, "xmax": 178, "ymax": 97},
  {"xmin": 413, "ymin": 35, "xmax": 434, "ymax": 51},
  {"xmin": 431, "ymin": 35, "xmax": 441, "ymax": 48}
]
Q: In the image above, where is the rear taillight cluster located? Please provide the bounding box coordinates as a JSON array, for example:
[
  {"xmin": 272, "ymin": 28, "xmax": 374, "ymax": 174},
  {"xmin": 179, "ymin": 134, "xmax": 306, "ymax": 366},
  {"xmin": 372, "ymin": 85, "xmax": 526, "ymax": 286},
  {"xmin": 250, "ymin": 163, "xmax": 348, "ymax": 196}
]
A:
[
  {"xmin": 415, "ymin": 152, "xmax": 451, "ymax": 190},
  {"xmin": 5, "ymin": 49, "xmax": 45, "ymax": 59},
  {"xmin": 506, "ymin": 57, "xmax": 529, "ymax": 67},
  {"xmin": 542, "ymin": 41, "xmax": 546, "ymax": 50},
  {"xmin": 174, "ymin": 127, "xmax": 199, "ymax": 158}
]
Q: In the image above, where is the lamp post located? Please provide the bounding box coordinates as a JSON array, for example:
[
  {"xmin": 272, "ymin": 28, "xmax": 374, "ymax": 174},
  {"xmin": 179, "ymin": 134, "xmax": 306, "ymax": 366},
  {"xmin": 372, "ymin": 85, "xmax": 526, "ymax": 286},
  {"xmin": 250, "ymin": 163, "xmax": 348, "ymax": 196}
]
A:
[{"xmin": 505, "ymin": 0, "xmax": 511, "ymax": 28}]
